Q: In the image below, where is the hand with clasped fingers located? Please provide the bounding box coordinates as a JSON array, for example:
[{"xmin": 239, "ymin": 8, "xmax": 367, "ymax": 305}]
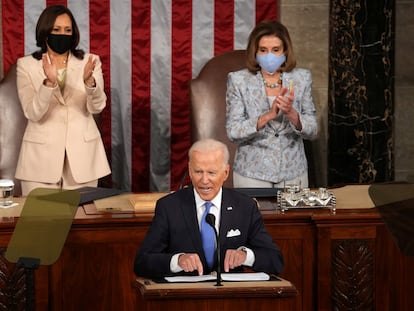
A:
[{"xmin": 257, "ymin": 87, "xmax": 302, "ymax": 131}]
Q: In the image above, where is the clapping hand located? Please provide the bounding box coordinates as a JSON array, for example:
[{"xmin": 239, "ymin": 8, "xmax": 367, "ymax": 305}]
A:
[
  {"xmin": 83, "ymin": 55, "xmax": 97, "ymax": 87},
  {"xmin": 276, "ymin": 87, "xmax": 295, "ymax": 115},
  {"xmin": 42, "ymin": 53, "xmax": 58, "ymax": 85}
]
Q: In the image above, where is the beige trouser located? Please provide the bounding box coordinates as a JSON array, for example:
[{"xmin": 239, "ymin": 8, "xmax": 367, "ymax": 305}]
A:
[{"xmin": 20, "ymin": 156, "xmax": 98, "ymax": 196}]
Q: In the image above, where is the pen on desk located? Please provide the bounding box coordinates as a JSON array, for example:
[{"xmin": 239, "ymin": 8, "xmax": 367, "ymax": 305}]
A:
[{"xmin": 105, "ymin": 207, "xmax": 121, "ymax": 211}]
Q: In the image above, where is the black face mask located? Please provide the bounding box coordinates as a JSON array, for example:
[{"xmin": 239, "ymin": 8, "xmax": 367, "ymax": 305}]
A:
[{"xmin": 47, "ymin": 34, "xmax": 73, "ymax": 54}]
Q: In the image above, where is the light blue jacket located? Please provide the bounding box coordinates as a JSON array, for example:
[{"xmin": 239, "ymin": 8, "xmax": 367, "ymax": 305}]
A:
[{"xmin": 226, "ymin": 68, "xmax": 318, "ymax": 183}]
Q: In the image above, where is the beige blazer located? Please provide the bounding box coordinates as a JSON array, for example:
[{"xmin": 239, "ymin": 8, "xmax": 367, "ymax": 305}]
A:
[{"xmin": 15, "ymin": 52, "xmax": 111, "ymax": 184}]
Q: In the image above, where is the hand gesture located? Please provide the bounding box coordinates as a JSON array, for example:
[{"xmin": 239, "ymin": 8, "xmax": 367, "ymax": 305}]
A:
[
  {"xmin": 42, "ymin": 53, "xmax": 58, "ymax": 85},
  {"xmin": 224, "ymin": 249, "xmax": 247, "ymax": 272},
  {"xmin": 178, "ymin": 253, "xmax": 204, "ymax": 276},
  {"xmin": 276, "ymin": 87, "xmax": 295, "ymax": 115},
  {"xmin": 83, "ymin": 55, "xmax": 96, "ymax": 82}
]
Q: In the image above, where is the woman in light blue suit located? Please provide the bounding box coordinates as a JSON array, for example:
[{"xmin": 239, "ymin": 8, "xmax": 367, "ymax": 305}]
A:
[{"xmin": 226, "ymin": 20, "xmax": 318, "ymax": 188}]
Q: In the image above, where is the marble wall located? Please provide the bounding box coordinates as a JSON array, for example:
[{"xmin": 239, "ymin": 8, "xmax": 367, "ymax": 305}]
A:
[
  {"xmin": 328, "ymin": 0, "xmax": 394, "ymax": 184},
  {"xmin": 394, "ymin": 0, "xmax": 414, "ymax": 182},
  {"xmin": 281, "ymin": 0, "xmax": 414, "ymax": 186}
]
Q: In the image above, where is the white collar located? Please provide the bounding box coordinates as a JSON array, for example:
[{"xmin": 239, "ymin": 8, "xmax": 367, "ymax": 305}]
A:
[{"xmin": 193, "ymin": 187, "xmax": 223, "ymax": 209}]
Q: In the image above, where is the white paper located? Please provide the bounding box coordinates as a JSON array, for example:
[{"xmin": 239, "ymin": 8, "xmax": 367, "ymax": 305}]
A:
[
  {"xmin": 221, "ymin": 272, "xmax": 270, "ymax": 281},
  {"xmin": 165, "ymin": 272, "xmax": 270, "ymax": 283},
  {"xmin": 165, "ymin": 274, "xmax": 216, "ymax": 283}
]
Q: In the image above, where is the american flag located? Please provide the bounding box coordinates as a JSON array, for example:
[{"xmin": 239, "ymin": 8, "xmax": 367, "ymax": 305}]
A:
[{"xmin": 1, "ymin": 0, "xmax": 278, "ymax": 192}]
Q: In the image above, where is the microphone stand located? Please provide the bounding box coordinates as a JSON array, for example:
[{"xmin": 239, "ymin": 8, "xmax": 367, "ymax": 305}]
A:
[{"xmin": 206, "ymin": 214, "xmax": 222, "ymax": 286}]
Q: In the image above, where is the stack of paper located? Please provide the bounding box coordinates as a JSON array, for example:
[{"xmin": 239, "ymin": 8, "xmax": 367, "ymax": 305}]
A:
[
  {"xmin": 165, "ymin": 272, "xmax": 270, "ymax": 283},
  {"xmin": 94, "ymin": 192, "xmax": 170, "ymax": 213},
  {"xmin": 94, "ymin": 194, "xmax": 134, "ymax": 212},
  {"xmin": 128, "ymin": 192, "xmax": 170, "ymax": 212}
]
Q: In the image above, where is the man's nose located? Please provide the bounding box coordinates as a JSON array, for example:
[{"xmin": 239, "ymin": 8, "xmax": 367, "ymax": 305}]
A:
[{"xmin": 201, "ymin": 173, "xmax": 210, "ymax": 182}]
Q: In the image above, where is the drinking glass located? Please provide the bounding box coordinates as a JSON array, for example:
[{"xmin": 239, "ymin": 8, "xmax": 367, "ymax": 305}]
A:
[{"xmin": 0, "ymin": 179, "xmax": 14, "ymax": 207}]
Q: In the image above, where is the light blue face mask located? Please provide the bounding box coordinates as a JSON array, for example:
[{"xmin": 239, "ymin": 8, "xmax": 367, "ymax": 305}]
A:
[{"xmin": 256, "ymin": 53, "xmax": 286, "ymax": 75}]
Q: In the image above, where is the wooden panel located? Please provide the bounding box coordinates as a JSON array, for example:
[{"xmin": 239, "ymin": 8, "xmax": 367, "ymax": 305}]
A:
[
  {"xmin": 133, "ymin": 277, "xmax": 298, "ymax": 311},
  {"xmin": 316, "ymin": 224, "xmax": 377, "ymax": 310},
  {"xmin": 265, "ymin": 223, "xmax": 315, "ymax": 311},
  {"xmin": 49, "ymin": 225, "xmax": 149, "ymax": 311},
  {"xmin": 0, "ymin": 203, "xmax": 413, "ymax": 310},
  {"xmin": 375, "ymin": 225, "xmax": 414, "ymax": 311}
]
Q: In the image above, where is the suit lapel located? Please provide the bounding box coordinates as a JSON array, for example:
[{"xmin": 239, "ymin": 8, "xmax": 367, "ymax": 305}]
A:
[
  {"xmin": 219, "ymin": 189, "xmax": 237, "ymax": 247},
  {"xmin": 180, "ymin": 187, "xmax": 204, "ymax": 254},
  {"xmin": 252, "ymin": 71, "xmax": 268, "ymax": 111}
]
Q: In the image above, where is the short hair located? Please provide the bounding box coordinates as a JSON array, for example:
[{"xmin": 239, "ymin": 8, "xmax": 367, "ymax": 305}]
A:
[
  {"xmin": 189, "ymin": 139, "xmax": 230, "ymax": 166},
  {"xmin": 32, "ymin": 5, "xmax": 85, "ymax": 60},
  {"xmin": 246, "ymin": 20, "xmax": 296, "ymax": 73}
]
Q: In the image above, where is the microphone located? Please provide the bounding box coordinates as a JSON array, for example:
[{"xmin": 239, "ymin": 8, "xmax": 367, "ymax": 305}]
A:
[{"xmin": 206, "ymin": 213, "xmax": 222, "ymax": 286}]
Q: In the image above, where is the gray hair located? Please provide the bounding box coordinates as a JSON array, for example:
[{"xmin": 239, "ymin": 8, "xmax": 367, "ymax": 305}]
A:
[{"xmin": 189, "ymin": 139, "xmax": 230, "ymax": 165}]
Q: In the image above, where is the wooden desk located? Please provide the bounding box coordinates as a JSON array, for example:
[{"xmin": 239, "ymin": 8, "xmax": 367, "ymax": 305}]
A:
[
  {"xmin": 0, "ymin": 195, "xmax": 412, "ymax": 310},
  {"xmin": 133, "ymin": 277, "xmax": 298, "ymax": 311}
]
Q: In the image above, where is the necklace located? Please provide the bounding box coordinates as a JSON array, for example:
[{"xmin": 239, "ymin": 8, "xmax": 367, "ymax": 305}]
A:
[
  {"xmin": 262, "ymin": 72, "xmax": 283, "ymax": 88},
  {"xmin": 48, "ymin": 52, "xmax": 68, "ymax": 65}
]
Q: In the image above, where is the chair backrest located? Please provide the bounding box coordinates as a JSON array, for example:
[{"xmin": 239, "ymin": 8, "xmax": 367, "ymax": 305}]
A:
[
  {"xmin": 0, "ymin": 64, "xmax": 26, "ymax": 196},
  {"xmin": 190, "ymin": 50, "xmax": 247, "ymax": 188}
]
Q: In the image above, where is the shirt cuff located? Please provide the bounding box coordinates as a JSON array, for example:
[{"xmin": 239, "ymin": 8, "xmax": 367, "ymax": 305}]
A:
[
  {"xmin": 238, "ymin": 246, "xmax": 255, "ymax": 267},
  {"xmin": 170, "ymin": 253, "xmax": 184, "ymax": 273}
]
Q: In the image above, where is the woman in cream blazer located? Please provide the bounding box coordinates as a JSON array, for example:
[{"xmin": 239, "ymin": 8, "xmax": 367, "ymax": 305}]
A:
[{"xmin": 15, "ymin": 5, "xmax": 110, "ymax": 195}]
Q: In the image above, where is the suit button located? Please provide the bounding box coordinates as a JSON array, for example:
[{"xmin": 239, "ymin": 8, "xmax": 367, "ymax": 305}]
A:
[{"xmin": 274, "ymin": 133, "xmax": 279, "ymax": 137}]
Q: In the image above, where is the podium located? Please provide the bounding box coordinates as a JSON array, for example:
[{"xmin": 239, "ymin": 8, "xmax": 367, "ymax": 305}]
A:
[{"xmin": 133, "ymin": 277, "xmax": 298, "ymax": 311}]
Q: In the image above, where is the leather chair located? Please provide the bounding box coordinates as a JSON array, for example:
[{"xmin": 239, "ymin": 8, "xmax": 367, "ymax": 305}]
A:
[
  {"xmin": 190, "ymin": 50, "xmax": 247, "ymax": 188},
  {"xmin": 190, "ymin": 50, "xmax": 316, "ymax": 188},
  {"xmin": 0, "ymin": 64, "xmax": 26, "ymax": 196}
]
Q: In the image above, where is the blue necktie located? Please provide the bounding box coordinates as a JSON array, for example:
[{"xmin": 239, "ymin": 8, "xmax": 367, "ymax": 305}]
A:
[{"xmin": 201, "ymin": 201, "xmax": 215, "ymax": 269}]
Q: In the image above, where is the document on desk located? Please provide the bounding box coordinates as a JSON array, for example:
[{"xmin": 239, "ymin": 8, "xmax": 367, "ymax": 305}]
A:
[{"xmin": 165, "ymin": 272, "xmax": 270, "ymax": 283}]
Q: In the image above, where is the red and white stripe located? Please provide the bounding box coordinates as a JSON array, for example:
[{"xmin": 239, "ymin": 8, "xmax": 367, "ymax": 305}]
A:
[{"xmin": 1, "ymin": 0, "xmax": 278, "ymax": 192}]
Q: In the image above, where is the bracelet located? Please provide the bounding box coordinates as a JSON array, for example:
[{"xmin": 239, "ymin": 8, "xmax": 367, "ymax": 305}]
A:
[
  {"xmin": 84, "ymin": 77, "xmax": 96, "ymax": 88},
  {"xmin": 43, "ymin": 78, "xmax": 57, "ymax": 88}
]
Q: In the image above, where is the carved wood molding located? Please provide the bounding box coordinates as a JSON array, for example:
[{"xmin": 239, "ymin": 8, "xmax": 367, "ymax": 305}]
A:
[
  {"xmin": 0, "ymin": 248, "xmax": 26, "ymax": 311},
  {"xmin": 331, "ymin": 239, "xmax": 374, "ymax": 311}
]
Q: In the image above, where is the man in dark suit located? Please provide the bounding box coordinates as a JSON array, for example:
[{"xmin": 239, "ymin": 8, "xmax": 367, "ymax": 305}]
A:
[{"xmin": 134, "ymin": 138, "xmax": 284, "ymax": 278}]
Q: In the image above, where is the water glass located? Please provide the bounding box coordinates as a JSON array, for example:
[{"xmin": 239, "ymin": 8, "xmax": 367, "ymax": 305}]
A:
[{"xmin": 0, "ymin": 179, "xmax": 14, "ymax": 207}]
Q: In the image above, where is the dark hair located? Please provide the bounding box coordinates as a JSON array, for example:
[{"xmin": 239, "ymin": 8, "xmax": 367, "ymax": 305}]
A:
[
  {"xmin": 32, "ymin": 5, "xmax": 84, "ymax": 60},
  {"xmin": 246, "ymin": 20, "xmax": 296, "ymax": 73}
]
